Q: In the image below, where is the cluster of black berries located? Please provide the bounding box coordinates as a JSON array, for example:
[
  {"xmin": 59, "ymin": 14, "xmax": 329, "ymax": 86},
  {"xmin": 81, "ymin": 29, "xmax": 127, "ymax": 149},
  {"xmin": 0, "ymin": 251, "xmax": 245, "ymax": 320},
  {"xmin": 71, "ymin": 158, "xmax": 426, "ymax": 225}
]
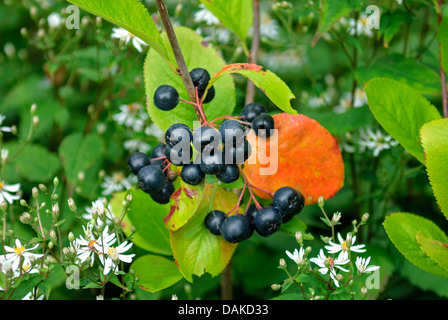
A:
[
  {"xmin": 127, "ymin": 66, "xmax": 301, "ymax": 243},
  {"xmin": 204, "ymin": 186, "xmax": 305, "ymax": 243},
  {"xmin": 153, "ymin": 68, "xmax": 216, "ymax": 111}
]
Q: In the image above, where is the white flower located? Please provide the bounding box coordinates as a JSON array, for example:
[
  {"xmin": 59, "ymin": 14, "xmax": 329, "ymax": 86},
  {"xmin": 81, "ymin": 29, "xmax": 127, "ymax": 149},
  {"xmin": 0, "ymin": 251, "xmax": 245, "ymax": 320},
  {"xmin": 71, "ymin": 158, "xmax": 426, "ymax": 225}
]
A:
[
  {"xmin": 3, "ymin": 239, "xmax": 44, "ymax": 271},
  {"xmin": 0, "ymin": 115, "xmax": 12, "ymax": 133},
  {"xmin": 286, "ymin": 247, "xmax": 305, "ymax": 264},
  {"xmin": 347, "ymin": 13, "xmax": 373, "ymax": 38},
  {"xmin": 355, "ymin": 256, "xmax": 380, "ymax": 274},
  {"xmin": 75, "ymin": 223, "xmax": 99, "ymax": 266},
  {"xmin": 358, "ymin": 126, "xmax": 399, "ymax": 157},
  {"xmin": 113, "ymin": 102, "xmax": 148, "ymax": 132},
  {"xmin": 0, "ymin": 182, "xmax": 20, "ymax": 204},
  {"xmin": 333, "ymin": 88, "xmax": 367, "ymax": 114},
  {"xmin": 194, "ymin": 4, "xmax": 220, "ymax": 25},
  {"xmin": 259, "ymin": 13, "xmax": 280, "ymax": 40},
  {"xmin": 325, "ymin": 233, "xmax": 366, "ymax": 260},
  {"xmin": 310, "ymin": 249, "xmax": 349, "ymax": 287},
  {"xmin": 123, "ymin": 138, "xmax": 151, "ymax": 154},
  {"xmin": 111, "ymin": 27, "xmax": 147, "ymax": 52},
  {"xmin": 396, "ymin": 0, "xmax": 403, "ymax": 4},
  {"xmin": 47, "ymin": 13, "xmax": 62, "ymax": 28},
  {"xmin": 94, "ymin": 227, "xmax": 135, "ymax": 275},
  {"xmin": 101, "ymin": 172, "xmax": 136, "ymax": 196},
  {"xmin": 82, "ymin": 199, "xmax": 115, "ymax": 225}
]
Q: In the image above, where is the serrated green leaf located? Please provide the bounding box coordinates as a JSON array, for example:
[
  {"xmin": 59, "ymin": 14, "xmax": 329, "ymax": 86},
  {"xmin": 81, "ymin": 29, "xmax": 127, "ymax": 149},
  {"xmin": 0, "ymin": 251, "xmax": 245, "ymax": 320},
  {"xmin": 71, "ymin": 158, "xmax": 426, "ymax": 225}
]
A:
[
  {"xmin": 131, "ymin": 254, "xmax": 183, "ymax": 293},
  {"xmin": 280, "ymin": 216, "xmax": 313, "ymax": 240},
  {"xmin": 144, "ymin": 26, "xmax": 236, "ymax": 132},
  {"xmin": 417, "ymin": 231, "xmax": 448, "ymax": 272},
  {"xmin": 199, "ymin": 0, "xmax": 253, "ymax": 42},
  {"xmin": 208, "ymin": 63, "xmax": 296, "ymax": 115},
  {"xmin": 383, "ymin": 212, "xmax": 448, "ymax": 278},
  {"xmin": 66, "ymin": 0, "xmax": 171, "ymax": 63},
  {"xmin": 170, "ymin": 184, "xmax": 239, "ymax": 282},
  {"xmin": 110, "ymin": 189, "xmax": 172, "ymax": 256},
  {"xmin": 421, "ymin": 118, "xmax": 448, "ymax": 219},
  {"xmin": 364, "ymin": 78, "xmax": 442, "ymax": 164}
]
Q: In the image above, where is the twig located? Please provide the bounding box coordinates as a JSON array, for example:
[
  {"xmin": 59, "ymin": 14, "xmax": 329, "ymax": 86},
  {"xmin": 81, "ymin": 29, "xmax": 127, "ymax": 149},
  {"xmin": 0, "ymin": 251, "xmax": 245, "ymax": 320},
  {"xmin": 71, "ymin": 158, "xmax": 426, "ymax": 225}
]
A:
[
  {"xmin": 154, "ymin": 0, "xmax": 203, "ymax": 123},
  {"xmin": 437, "ymin": 0, "xmax": 448, "ymax": 118},
  {"xmin": 245, "ymin": 0, "xmax": 260, "ymax": 105}
]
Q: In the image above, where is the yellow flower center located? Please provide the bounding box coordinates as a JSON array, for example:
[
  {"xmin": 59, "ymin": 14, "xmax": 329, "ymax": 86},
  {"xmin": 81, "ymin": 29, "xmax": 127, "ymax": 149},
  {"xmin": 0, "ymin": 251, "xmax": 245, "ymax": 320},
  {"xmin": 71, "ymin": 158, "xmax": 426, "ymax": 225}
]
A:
[
  {"xmin": 0, "ymin": 182, "xmax": 3, "ymax": 190},
  {"xmin": 88, "ymin": 240, "xmax": 96, "ymax": 250},
  {"xmin": 341, "ymin": 241, "xmax": 348, "ymax": 251},
  {"xmin": 14, "ymin": 246, "xmax": 25, "ymax": 256}
]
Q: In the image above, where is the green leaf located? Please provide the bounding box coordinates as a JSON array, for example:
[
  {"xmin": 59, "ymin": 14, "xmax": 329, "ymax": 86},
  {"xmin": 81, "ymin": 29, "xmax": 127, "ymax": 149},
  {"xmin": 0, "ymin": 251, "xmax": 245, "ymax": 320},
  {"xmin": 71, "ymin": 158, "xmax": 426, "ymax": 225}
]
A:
[
  {"xmin": 199, "ymin": 0, "xmax": 253, "ymax": 42},
  {"xmin": 209, "ymin": 63, "xmax": 296, "ymax": 115},
  {"xmin": 59, "ymin": 132, "xmax": 104, "ymax": 184},
  {"xmin": 66, "ymin": 0, "xmax": 170, "ymax": 63},
  {"xmin": 383, "ymin": 212, "xmax": 448, "ymax": 278},
  {"xmin": 364, "ymin": 78, "xmax": 442, "ymax": 164},
  {"xmin": 4, "ymin": 142, "xmax": 60, "ymax": 182},
  {"xmin": 144, "ymin": 26, "xmax": 236, "ymax": 132},
  {"xmin": 131, "ymin": 254, "xmax": 183, "ymax": 293},
  {"xmin": 170, "ymin": 184, "xmax": 239, "ymax": 282},
  {"xmin": 355, "ymin": 55, "xmax": 442, "ymax": 96},
  {"xmin": 437, "ymin": 6, "xmax": 448, "ymax": 74},
  {"xmin": 280, "ymin": 216, "xmax": 313, "ymax": 240},
  {"xmin": 110, "ymin": 189, "xmax": 172, "ymax": 256},
  {"xmin": 421, "ymin": 118, "xmax": 448, "ymax": 219},
  {"xmin": 417, "ymin": 232, "xmax": 448, "ymax": 272}
]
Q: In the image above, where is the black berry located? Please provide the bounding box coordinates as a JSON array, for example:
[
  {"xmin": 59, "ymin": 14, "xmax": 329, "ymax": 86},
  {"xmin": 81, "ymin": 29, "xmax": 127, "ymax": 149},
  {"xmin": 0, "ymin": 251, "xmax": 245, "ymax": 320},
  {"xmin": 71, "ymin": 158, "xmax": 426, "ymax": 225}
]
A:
[
  {"xmin": 200, "ymin": 151, "xmax": 225, "ymax": 175},
  {"xmin": 220, "ymin": 214, "xmax": 253, "ymax": 243},
  {"xmin": 252, "ymin": 114, "xmax": 275, "ymax": 138},
  {"xmin": 245, "ymin": 204, "xmax": 259, "ymax": 225},
  {"xmin": 154, "ymin": 85, "xmax": 179, "ymax": 111},
  {"xmin": 165, "ymin": 144, "xmax": 192, "ymax": 166},
  {"xmin": 150, "ymin": 144, "xmax": 166, "ymax": 168},
  {"xmin": 150, "ymin": 180, "xmax": 174, "ymax": 204},
  {"xmin": 193, "ymin": 126, "xmax": 221, "ymax": 151},
  {"xmin": 127, "ymin": 152, "xmax": 150, "ymax": 175},
  {"xmin": 273, "ymin": 186, "xmax": 305, "ymax": 218},
  {"xmin": 240, "ymin": 102, "xmax": 266, "ymax": 123},
  {"xmin": 165, "ymin": 123, "xmax": 192, "ymax": 147},
  {"xmin": 202, "ymin": 85, "xmax": 215, "ymax": 104},
  {"xmin": 137, "ymin": 165, "xmax": 166, "ymax": 194},
  {"xmin": 204, "ymin": 210, "xmax": 227, "ymax": 235},
  {"xmin": 224, "ymin": 139, "xmax": 251, "ymax": 164},
  {"xmin": 219, "ymin": 119, "xmax": 245, "ymax": 145},
  {"xmin": 181, "ymin": 164, "xmax": 205, "ymax": 185},
  {"xmin": 216, "ymin": 164, "xmax": 240, "ymax": 184},
  {"xmin": 253, "ymin": 206, "xmax": 282, "ymax": 237},
  {"xmin": 190, "ymin": 68, "xmax": 211, "ymax": 97}
]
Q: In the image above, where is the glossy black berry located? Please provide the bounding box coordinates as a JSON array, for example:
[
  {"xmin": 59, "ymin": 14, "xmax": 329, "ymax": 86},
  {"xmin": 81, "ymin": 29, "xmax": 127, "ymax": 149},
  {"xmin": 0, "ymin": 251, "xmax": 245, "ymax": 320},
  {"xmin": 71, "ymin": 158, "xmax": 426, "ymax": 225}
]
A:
[
  {"xmin": 252, "ymin": 114, "xmax": 275, "ymax": 138},
  {"xmin": 224, "ymin": 139, "xmax": 252, "ymax": 164},
  {"xmin": 200, "ymin": 151, "xmax": 226, "ymax": 175},
  {"xmin": 245, "ymin": 204, "xmax": 259, "ymax": 225},
  {"xmin": 150, "ymin": 144, "xmax": 166, "ymax": 168},
  {"xmin": 219, "ymin": 119, "xmax": 245, "ymax": 145},
  {"xmin": 204, "ymin": 210, "xmax": 227, "ymax": 235},
  {"xmin": 253, "ymin": 206, "xmax": 282, "ymax": 237},
  {"xmin": 220, "ymin": 214, "xmax": 254, "ymax": 243},
  {"xmin": 240, "ymin": 102, "xmax": 266, "ymax": 123},
  {"xmin": 202, "ymin": 85, "xmax": 215, "ymax": 104},
  {"xmin": 273, "ymin": 186, "xmax": 305, "ymax": 218},
  {"xmin": 165, "ymin": 123, "xmax": 192, "ymax": 147},
  {"xmin": 190, "ymin": 68, "xmax": 211, "ymax": 97},
  {"xmin": 216, "ymin": 164, "xmax": 240, "ymax": 184},
  {"xmin": 180, "ymin": 164, "xmax": 205, "ymax": 185},
  {"xmin": 154, "ymin": 85, "xmax": 179, "ymax": 111},
  {"xmin": 150, "ymin": 180, "xmax": 174, "ymax": 204},
  {"xmin": 193, "ymin": 126, "xmax": 221, "ymax": 151},
  {"xmin": 137, "ymin": 165, "xmax": 166, "ymax": 194},
  {"xmin": 165, "ymin": 144, "xmax": 192, "ymax": 166},
  {"xmin": 127, "ymin": 152, "xmax": 150, "ymax": 175}
]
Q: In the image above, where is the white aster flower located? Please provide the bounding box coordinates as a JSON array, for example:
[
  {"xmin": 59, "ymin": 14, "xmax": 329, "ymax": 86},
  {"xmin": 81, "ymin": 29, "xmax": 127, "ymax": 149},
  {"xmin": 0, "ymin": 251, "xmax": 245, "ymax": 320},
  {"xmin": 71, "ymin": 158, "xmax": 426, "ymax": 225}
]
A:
[
  {"xmin": 101, "ymin": 172, "xmax": 136, "ymax": 196},
  {"xmin": 355, "ymin": 256, "xmax": 380, "ymax": 274},
  {"xmin": 111, "ymin": 27, "xmax": 148, "ymax": 52},
  {"xmin": 358, "ymin": 126, "xmax": 399, "ymax": 157},
  {"xmin": 325, "ymin": 233, "xmax": 366, "ymax": 260},
  {"xmin": 3, "ymin": 239, "xmax": 44, "ymax": 271},
  {"xmin": 310, "ymin": 249, "xmax": 349, "ymax": 287},
  {"xmin": 113, "ymin": 102, "xmax": 148, "ymax": 132},
  {"xmin": 0, "ymin": 115, "xmax": 12, "ymax": 133},
  {"xmin": 47, "ymin": 12, "xmax": 62, "ymax": 29},
  {"xmin": 260, "ymin": 13, "xmax": 280, "ymax": 40},
  {"xmin": 347, "ymin": 13, "xmax": 373, "ymax": 38},
  {"xmin": 0, "ymin": 182, "xmax": 20, "ymax": 204},
  {"xmin": 194, "ymin": 4, "xmax": 220, "ymax": 25},
  {"xmin": 75, "ymin": 222, "xmax": 99, "ymax": 266},
  {"xmin": 94, "ymin": 227, "xmax": 135, "ymax": 275},
  {"xmin": 82, "ymin": 198, "xmax": 115, "ymax": 225},
  {"xmin": 286, "ymin": 247, "xmax": 305, "ymax": 265},
  {"xmin": 123, "ymin": 138, "xmax": 151, "ymax": 154},
  {"xmin": 333, "ymin": 88, "xmax": 367, "ymax": 114}
]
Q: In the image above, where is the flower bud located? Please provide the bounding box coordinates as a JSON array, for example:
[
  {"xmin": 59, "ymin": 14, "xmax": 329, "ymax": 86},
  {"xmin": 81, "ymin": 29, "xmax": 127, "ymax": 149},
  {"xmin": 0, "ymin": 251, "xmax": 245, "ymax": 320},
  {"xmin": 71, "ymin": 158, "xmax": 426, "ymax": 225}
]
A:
[
  {"xmin": 52, "ymin": 203, "xmax": 59, "ymax": 220},
  {"xmin": 68, "ymin": 231, "xmax": 75, "ymax": 243},
  {"xmin": 32, "ymin": 187, "xmax": 39, "ymax": 199},
  {"xmin": 20, "ymin": 212, "xmax": 33, "ymax": 225},
  {"xmin": 295, "ymin": 231, "xmax": 303, "ymax": 246},
  {"xmin": 20, "ymin": 199, "xmax": 27, "ymax": 207},
  {"xmin": 362, "ymin": 213, "xmax": 369, "ymax": 222},
  {"xmin": 67, "ymin": 198, "xmax": 77, "ymax": 212},
  {"xmin": 271, "ymin": 284, "xmax": 281, "ymax": 291},
  {"xmin": 279, "ymin": 258, "xmax": 287, "ymax": 270},
  {"xmin": 53, "ymin": 177, "xmax": 59, "ymax": 187},
  {"xmin": 317, "ymin": 196, "xmax": 325, "ymax": 208}
]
